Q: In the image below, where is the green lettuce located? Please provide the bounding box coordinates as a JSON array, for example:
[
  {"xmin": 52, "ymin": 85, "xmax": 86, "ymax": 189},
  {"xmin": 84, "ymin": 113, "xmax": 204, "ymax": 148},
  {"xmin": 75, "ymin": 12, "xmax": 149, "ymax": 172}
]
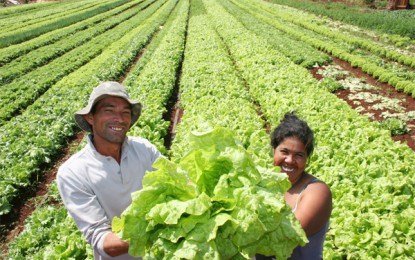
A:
[{"xmin": 112, "ymin": 127, "xmax": 307, "ymax": 259}]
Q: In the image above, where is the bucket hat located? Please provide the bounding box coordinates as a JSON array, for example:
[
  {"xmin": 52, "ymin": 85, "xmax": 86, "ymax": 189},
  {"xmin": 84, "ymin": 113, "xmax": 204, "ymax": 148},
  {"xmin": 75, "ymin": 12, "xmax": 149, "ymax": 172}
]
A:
[{"xmin": 74, "ymin": 81, "xmax": 142, "ymax": 132}]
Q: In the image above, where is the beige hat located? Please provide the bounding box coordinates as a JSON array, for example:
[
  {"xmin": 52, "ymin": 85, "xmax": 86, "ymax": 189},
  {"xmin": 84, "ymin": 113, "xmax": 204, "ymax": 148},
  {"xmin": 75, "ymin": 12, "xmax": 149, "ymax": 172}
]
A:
[{"xmin": 75, "ymin": 81, "xmax": 142, "ymax": 132}]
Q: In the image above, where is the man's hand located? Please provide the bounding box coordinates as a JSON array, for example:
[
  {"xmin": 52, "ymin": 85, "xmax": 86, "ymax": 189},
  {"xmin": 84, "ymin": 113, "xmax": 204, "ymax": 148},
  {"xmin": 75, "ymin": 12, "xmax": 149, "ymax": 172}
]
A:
[{"xmin": 103, "ymin": 232, "xmax": 129, "ymax": 257}]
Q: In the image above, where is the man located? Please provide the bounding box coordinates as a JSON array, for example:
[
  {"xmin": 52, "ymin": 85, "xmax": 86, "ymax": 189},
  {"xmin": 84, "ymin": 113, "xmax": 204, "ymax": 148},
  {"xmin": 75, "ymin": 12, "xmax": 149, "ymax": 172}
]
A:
[{"xmin": 57, "ymin": 81, "xmax": 161, "ymax": 259}]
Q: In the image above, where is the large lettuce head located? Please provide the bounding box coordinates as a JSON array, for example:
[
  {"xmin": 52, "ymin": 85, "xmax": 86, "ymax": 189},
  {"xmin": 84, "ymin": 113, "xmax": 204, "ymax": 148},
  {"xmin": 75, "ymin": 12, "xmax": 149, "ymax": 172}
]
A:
[{"xmin": 113, "ymin": 127, "xmax": 307, "ymax": 259}]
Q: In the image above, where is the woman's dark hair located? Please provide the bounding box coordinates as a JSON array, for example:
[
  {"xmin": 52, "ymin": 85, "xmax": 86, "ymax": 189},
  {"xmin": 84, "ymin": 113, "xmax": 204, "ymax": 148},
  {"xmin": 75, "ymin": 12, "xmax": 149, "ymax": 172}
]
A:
[{"xmin": 270, "ymin": 112, "xmax": 314, "ymax": 156}]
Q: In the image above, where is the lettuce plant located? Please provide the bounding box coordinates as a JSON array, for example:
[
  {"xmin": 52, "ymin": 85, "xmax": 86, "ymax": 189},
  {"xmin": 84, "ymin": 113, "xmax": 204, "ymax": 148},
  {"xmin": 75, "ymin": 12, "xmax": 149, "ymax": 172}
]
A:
[{"xmin": 113, "ymin": 127, "xmax": 307, "ymax": 259}]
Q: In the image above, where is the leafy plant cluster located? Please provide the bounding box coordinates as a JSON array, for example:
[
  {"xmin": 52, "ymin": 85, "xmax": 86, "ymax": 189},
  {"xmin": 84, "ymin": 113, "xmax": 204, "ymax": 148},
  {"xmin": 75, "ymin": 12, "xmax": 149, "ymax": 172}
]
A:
[
  {"xmin": 6, "ymin": 183, "xmax": 93, "ymax": 259},
  {"xmin": 114, "ymin": 128, "xmax": 306, "ymax": 259},
  {"xmin": 380, "ymin": 118, "xmax": 409, "ymax": 135}
]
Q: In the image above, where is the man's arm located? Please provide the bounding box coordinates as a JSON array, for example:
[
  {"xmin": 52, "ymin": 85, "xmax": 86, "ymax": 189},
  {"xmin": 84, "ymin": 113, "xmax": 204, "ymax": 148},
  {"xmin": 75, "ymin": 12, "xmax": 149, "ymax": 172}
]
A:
[{"xmin": 57, "ymin": 165, "xmax": 125, "ymax": 258}]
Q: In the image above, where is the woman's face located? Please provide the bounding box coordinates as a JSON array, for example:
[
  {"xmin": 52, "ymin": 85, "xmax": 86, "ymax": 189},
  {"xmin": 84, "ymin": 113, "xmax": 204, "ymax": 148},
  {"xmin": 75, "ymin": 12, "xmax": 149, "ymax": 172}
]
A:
[{"xmin": 273, "ymin": 137, "xmax": 308, "ymax": 184}]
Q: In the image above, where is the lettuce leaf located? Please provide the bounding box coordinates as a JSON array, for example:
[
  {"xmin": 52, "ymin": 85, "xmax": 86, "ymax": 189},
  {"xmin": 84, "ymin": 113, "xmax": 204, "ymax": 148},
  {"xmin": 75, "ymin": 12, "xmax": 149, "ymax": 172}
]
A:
[{"xmin": 113, "ymin": 127, "xmax": 307, "ymax": 259}]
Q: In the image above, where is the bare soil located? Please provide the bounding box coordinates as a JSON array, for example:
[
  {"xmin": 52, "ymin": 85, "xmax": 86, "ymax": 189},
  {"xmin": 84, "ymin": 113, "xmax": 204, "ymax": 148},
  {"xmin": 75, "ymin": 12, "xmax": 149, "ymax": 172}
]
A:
[{"xmin": 319, "ymin": 56, "xmax": 415, "ymax": 151}]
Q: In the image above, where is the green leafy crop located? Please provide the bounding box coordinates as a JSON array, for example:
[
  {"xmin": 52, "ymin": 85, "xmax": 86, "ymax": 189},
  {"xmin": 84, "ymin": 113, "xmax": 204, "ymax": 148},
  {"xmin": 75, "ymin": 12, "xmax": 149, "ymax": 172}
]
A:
[
  {"xmin": 113, "ymin": 127, "xmax": 307, "ymax": 259},
  {"xmin": 380, "ymin": 118, "xmax": 409, "ymax": 135}
]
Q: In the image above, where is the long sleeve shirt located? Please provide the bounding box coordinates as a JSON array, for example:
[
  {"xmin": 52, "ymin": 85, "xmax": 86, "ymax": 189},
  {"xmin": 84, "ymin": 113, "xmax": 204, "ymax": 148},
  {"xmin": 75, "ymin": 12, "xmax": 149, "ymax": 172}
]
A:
[{"xmin": 57, "ymin": 135, "xmax": 161, "ymax": 259}]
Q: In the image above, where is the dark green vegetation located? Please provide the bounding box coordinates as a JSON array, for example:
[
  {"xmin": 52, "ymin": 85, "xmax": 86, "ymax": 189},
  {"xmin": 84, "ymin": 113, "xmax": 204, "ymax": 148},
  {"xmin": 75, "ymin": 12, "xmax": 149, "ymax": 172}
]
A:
[{"xmin": 270, "ymin": 0, "xmax": 415, "ymax": 40}]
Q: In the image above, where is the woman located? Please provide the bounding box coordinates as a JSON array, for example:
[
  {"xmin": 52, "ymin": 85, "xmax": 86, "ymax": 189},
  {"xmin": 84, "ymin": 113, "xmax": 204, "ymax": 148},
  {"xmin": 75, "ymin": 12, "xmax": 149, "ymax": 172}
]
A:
[{"xmin": 258, "ymin": 112, "xmax": 332, "ymax": 260}]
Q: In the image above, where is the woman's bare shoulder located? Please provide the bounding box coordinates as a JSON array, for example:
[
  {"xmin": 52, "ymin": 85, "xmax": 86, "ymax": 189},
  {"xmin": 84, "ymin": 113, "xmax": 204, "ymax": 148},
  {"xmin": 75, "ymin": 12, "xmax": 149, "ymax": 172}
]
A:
[{"xmin": 304, "ymin": 179, "xmax": 332, "ymax": 202}]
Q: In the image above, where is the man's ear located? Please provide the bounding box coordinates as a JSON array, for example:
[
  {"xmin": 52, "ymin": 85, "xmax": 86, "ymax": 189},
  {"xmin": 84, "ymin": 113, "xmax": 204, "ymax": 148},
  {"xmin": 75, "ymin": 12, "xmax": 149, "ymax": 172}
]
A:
[{"xmin": 84, "ymin": 114, "xmax": 93, "ymax": 126}]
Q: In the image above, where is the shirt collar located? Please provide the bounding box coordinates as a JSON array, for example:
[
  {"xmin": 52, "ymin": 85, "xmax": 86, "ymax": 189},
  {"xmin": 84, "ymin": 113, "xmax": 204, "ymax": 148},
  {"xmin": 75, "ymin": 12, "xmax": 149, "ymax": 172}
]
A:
[{"xmin": 86, "ymin": 134, "xmax": 130, "ymax": 159}]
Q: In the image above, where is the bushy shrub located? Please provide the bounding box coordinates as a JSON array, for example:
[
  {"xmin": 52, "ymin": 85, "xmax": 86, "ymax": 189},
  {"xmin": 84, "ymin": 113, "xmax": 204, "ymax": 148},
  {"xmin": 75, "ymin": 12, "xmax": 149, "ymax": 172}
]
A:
[
  {"xmin": 380, "ymin": 118, "xmax": 408, "ymax": 135},
  {"xmin": 362, "ymin": 0, "xmax": 375, "ymax": 7},
  {"xmin": 318, "ymin": 77, "xmax": 344, "ymax": 92},
  {"xmin": 388, "ymin": 76, "xmax": 400, "ymax": 86}
]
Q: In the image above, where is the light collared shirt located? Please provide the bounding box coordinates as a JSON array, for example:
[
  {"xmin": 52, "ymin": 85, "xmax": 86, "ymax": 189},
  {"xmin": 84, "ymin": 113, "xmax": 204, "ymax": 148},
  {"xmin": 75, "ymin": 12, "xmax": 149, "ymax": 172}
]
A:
[{"xmin": 57, "ymin": 134, "xmax": 161, "ymax": 259}]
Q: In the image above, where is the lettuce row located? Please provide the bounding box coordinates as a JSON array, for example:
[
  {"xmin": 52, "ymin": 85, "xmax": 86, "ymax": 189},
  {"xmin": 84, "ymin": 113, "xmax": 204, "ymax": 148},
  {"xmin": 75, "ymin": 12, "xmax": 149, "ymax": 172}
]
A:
[
  {"xmin": 0, "ymin": 0, "xmax": 129, "ymax": 48},
  {"xmin": 0, "ymin": 0, "xmax": 177, "ymax": 216},
  {"xmin": 6, "ymin": 1, "xmax": 186, "ymax": 258},
  {"xmin": 0, "ymin": 0, "xmax": 162, "ymax": 125},
  {"xmin": 126, "ymin": 0, "xmax": 189, "ymax": 154},
  {"xmin": 202, "ymin": 0, "xmax": 415, "ymax": 258},
  {"xmin": 169, "ymin": 1, "xmax": 270, "ymax": 167},
  {"xmin": 0, "ymin": 0, "xmax": 141, "ymax": 65},
  {"xmin": 238, "ymin": 0, "xmax": 415, "ymax": 97},
  {"xmin": 0, "ymin": 0, "xmax": 147, "ymax": 85}
]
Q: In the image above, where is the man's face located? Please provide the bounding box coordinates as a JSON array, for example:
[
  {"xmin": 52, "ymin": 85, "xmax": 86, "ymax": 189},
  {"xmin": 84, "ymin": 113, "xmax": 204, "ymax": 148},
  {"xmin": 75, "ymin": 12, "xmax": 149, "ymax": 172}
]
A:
[{"xmin": 84, "ymin": 96, "xmax": 132, "ymax": 145}]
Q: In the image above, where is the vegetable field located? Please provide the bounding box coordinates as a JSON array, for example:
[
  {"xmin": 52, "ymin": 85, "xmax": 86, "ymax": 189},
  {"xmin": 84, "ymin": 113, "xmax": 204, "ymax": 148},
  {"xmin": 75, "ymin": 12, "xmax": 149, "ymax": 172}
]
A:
[{"xmin": 1, "ymin": 0, "xmax": 415, "ymax": 258}]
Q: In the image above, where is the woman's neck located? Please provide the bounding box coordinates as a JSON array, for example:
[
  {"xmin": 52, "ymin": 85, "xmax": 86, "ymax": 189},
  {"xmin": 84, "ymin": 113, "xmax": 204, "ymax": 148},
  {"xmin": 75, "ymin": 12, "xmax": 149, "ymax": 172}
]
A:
[{"xmin": 291, "ymin": 172, "xmax": 307, "ymax": 190}]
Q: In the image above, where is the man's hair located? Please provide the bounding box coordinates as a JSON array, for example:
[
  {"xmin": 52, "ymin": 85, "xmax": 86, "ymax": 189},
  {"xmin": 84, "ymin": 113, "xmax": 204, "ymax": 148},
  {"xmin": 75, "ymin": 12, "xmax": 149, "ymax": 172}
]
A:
[{"xmin": 270, "ymin": 111, "xmax": 314, "ymax": 156}]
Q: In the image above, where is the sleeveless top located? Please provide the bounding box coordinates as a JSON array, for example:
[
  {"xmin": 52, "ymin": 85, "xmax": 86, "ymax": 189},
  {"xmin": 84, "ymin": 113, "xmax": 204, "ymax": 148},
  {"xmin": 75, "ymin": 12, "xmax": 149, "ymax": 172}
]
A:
[
  {"xmin": 255, "ymin": 177, "xmax": 330, "ymax": 260},
  {"xmin": 289, "ymin": 177, "xmax": 329, "ymax": 260}
]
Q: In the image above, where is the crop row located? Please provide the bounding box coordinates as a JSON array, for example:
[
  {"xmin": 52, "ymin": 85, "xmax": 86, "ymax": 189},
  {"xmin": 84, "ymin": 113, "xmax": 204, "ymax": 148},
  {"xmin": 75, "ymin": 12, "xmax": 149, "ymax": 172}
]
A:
[
  {"xmin": 0, "ymin": 0, "xmax": 60, "ymax": 18},
  {"xmin": 0, "ymin": 0, "xmax": 147, "ymax": 66},
  {"xmin": 0, "ymin": 0, "xmax": 112, "ymax": 34},
  {"xmin": 269, "ymin": 0, "xmax": 415, "ymax": 40},
  {"xmin": 0, "ymin": 0, "xmax": 129, "ymax": 48},
  {"xmin": 0, "ymin": 0, "xmax": 163, "ymax": 125},
  {"xmin": 0, "ymin": 0, "xmax": 152, "ymax": 85},
  {"xmin": 0, "ymin": 0, "xmax": 178, "ymax": 216},
  {"xmin": 7, "ymin": 0, "xmax": 188, "ymax": 257},
  {"xmin": 202, "ymin": 0, "xmax": 415, "ymax": 257},
  {"xmin": 235, "ymin": 0, "xmax": 415, "ymax": 97},
  {"xmin": 218, "ymin": 0, "xmax": 331, "ymax": 69},
  {"xmin": 125, "ymin": 0, "xmax": 188, "ymax": 153},
  {"xmin": 170, "ymin": 0, "xmax": 269, "ymax": 163}
]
